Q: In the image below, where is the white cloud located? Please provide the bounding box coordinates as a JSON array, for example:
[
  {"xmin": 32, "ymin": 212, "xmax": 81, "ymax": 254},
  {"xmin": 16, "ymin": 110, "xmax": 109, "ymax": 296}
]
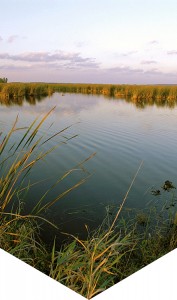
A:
[
  {"xmin": 1, "ymin": 51, "xmax": 176, "ymax": 84},
  {"xmin": 141, "ymin": 60, "xmax": 157, "ymax": 65},
  {"xmin": 148, "ymin": 40, "xmax": 159, "ymax": 45},
  {"xmin": 0, "ymin": 51, "xmax": 98, "ymax": 66},
  {"xmin": 107, "ymin": 66, "xmax": 143, "ymax": 74},
  {"xmin": 102, "ymin": 66, "xmax": 177, "ymax": 84},
  {"xmin": 0, "ymin": 51, "xmax": 100, "ymax": 72},
  {"xmin": 7, "ymin": 35, "xmax": 19, "ymax": 43},
  {"xmin": 120, "ymin": 51, "xmax": 138, "ymax": 57},
  {"xmin": 74, "ymin": 41, "xmax": 88, "ymax": 48},
  {"xmin": 167, "ymin": 50, "xmax": 177, "ymax": 55}
]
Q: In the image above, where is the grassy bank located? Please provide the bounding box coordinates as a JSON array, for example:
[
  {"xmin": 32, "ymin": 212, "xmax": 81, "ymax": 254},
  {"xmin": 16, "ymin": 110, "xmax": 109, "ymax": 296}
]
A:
[
  {"xmin": 1, "ymin": 113, "xmax": 177, "ymax": 298},
  {"xmin": 1, "ymin": 83, "xmax": 177, "ymax": 107}
]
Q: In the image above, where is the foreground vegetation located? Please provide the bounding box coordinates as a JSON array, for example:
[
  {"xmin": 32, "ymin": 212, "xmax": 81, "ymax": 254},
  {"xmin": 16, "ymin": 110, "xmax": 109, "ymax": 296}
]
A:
[
  {"xmin": 1, "ymin": 113, "xmax": 177, "ymax": 299},
  {"xmin": 0, "ymin": 82, "xmax": 177, "ymax": 108}
]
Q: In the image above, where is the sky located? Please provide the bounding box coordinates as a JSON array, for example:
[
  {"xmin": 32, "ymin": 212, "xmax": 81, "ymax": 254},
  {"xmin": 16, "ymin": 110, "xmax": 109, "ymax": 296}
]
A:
[{"xmin": 0, "ymin": 0, "xmax": 177, "ymax": 84}]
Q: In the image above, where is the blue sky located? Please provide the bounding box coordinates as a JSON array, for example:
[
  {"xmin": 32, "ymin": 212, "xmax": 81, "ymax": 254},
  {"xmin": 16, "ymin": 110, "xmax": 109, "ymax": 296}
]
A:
[{"xmin": 0, "ymin": 0, "xmax": 177, "ymax": 83}]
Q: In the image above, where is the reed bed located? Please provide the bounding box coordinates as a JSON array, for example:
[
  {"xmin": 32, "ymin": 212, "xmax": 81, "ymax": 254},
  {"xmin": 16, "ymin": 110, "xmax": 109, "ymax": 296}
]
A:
[{"xmin": 1, "ymin": 83, "xmax": 177, "ymax": 106}]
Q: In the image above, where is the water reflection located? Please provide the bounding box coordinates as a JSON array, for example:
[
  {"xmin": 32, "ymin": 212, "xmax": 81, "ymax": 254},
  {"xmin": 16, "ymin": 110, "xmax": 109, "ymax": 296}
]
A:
[
  {"xmin": 0, "ymin": 94, "xmax": 47, "ymax": 107},
  {"xmin": 0, "ymin": 92, "xmax": 177, "ymax": 109}
]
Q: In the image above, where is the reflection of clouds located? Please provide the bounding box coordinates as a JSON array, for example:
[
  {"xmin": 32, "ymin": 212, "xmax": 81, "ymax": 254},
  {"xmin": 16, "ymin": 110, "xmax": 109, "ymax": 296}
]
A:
[
  {"xmin": 53, "ymin": 94, "xmax": 100, "ymax": 115},
  {"xmin": 1, "ymin": 93, "xmax": 177, "ymax": 135},
  {"xmin": 0, "ymin": 93, "xmax": 101, "ymax": 129}
]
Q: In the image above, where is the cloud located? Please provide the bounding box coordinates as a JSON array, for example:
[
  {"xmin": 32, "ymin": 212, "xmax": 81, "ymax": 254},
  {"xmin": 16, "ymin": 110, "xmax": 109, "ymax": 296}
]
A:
[
  {"xmin": 105, "ymin": 65, "xmax": 177, "ymax": 79},
  {"xmin": 167, "ymin": 50, "xmax": 177, "ymax": 55},
  {"xmin": 0, "ymin": 64, "xmax": 31, "ymax": 70},
  {"xmin": 0, "ymin": 36, "xmax": 3, "ymax": 42},
  {"xmin": 1, "ymin": 51, "xmax": 176, "ymax": 84},
  {"xmin": 74, "ymin": 41, "xmax": 88, "ymax": 48},
  {"xmin": 120, "ymin": 51, "xmax": 138, "ymax": 57},
  {"xmin": 141, "ymin": 60, "xmax": 157, "ymax": 65},
  {"xmin": 0, "ymin": 51, "xmax": 97, "ymax": 65},
  {"xmin": 2, "ymin": 62, "xmax": 177, "ymax": 84},
  {"xmin": 107, "ymin": 66, "xmax": 143, "ymax": 74},
  {"xmin": 148, "ymin": 40, "xmax": 159, "ymax": 45},
  {"xmin": 7, "ymin": 35, "xmax": 19, "ymax": 43},
  {"xmin": 0, "ymin": 51, "xmax": 100, "ymax": 71}
]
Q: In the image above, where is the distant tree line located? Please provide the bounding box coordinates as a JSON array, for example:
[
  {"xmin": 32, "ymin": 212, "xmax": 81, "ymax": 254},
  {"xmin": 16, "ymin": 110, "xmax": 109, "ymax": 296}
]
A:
[{"xmin": 0, "ymin": 77, "xmax": 8, "ymax": 83}]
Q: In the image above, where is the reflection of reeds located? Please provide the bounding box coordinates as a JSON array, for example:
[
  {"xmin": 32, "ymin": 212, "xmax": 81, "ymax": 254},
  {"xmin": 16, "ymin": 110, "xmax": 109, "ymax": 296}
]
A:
[{"xmin": 1, "ymin": 83, "xmax": 177, "ymax": 108}]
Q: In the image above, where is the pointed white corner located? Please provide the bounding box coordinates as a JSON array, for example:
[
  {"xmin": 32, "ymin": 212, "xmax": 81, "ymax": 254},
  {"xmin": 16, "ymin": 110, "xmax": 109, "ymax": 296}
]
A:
[
  {"xmin": 1, "ymin": 248, "xmax": 176, "ymax": 300},
  {"xmin": 94, "ymin": 249, "xmax": 177, "ymax": 300},
  {"xmin": 0, "ymin": 249, "xmax": 86, "ymax": 300}
]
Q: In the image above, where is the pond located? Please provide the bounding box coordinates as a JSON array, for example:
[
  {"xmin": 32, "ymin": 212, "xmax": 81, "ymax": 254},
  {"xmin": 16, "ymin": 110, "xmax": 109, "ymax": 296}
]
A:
[{"xmin": 1, "ymin": 93, "xmax": 177, "ymax": 244}]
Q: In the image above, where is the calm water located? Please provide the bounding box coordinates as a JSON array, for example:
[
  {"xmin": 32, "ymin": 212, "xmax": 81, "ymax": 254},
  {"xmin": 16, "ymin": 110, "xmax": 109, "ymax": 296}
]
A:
[{"xmin": 1, "ymin": 93, "xmax": 177, "ymax": 243}]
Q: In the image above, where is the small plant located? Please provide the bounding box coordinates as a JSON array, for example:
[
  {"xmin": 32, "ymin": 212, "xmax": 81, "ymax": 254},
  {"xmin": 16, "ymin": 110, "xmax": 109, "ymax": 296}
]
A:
[
  {"xmin": 136, "ymin": 212, "xmax": 149, "ymax": 226},
  {"xmin": 162, "ymin": 180, "xmax": 176, "ymax": 191}
]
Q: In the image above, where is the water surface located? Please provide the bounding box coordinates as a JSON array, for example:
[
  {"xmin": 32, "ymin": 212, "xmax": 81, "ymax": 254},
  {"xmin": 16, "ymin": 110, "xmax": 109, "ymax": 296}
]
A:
[{"xmin": 1, "ymin": 93, "xmax": 177, "ymax": 242}]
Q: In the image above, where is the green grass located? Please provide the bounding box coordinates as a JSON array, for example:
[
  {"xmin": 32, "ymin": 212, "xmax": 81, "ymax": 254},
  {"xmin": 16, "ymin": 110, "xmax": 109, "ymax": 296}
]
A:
[
  {"xmin": 0, "ymin": 113, "xmax": 177, "ymax": 299},
  {"xmin": 49, "ymin": 221, "xmax": 133, "ymax": 298}
]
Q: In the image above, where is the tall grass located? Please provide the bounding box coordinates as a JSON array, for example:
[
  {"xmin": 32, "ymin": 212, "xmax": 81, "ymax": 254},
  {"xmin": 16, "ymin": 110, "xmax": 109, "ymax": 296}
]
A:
[
  {"xmin": 49, "ymin": 222, "xmax": 134, "ymax": 298},
  {"xmin": 48, "ymin": 182, "xmax": 177, "ymax": 298},
  {"xmin": 0, "ymin": 83, "xmax": 177, "ymax": 107},
  {"xmin": 0, "ymin": 109, "xmax": 91, "ymax": 268}
]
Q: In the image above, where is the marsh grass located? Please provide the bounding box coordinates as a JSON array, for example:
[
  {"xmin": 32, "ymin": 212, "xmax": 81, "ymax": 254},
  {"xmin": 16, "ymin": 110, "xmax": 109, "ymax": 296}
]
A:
[
  {"xmin": 49, "ymin": 222, "xmax": 134, "ymax": 299},
  {"xmin": 0, "ymin": 83, "xmax": 177, "ymax": 108},
  {"xmin": 49, "ymin": 176, "xmax": 177, "ymax": 298},
  {"xmin": 0, "ymin": 210, "xmax": 49, "ymax": 271}
]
